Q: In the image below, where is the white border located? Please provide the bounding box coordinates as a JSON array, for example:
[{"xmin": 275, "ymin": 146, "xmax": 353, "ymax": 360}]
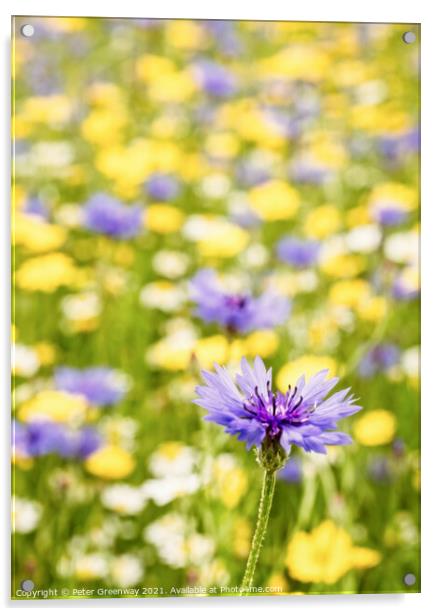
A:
[{"xmin": 2, "ymin": 1, "xmax": 438, "ymax": 614}]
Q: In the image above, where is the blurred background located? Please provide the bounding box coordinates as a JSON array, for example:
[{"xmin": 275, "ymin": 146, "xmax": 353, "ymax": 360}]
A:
[{"xmin": 12, "ymin": 17, "xmax": 419, "ymax": 597}]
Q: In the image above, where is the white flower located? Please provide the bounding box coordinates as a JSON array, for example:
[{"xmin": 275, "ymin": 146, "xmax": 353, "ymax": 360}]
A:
[
  {"xmin": 384, "ymin": 230, "xmax": 419, "ymax": 265},
  {"xmin": 101, "ymin": 484, "xmax": 146, "ymax": 515},
  {"xmin": 110, "ymin": 554, "xmax": 143, "ymax": 586},
  {"xmin": 12, "ymin": 344, "xmax": 40, "ymax": 377},
  {"xmin": 345, "ymin": 224, "xmax": 382, "ymax": 253},
  {"xmin": 61, "ymin": 292, "xmax": 102, "ymax": 321},
  {"xmin": 139, "ymin": 281, "xmax": 186, "ymax": 312},
  {"xmin": 152, "ymin": 250, "xmax": 190, "ymax": 279},
  {"xmin": 12, "ymin": 497, "xmax": 42, "ymax": 533},
  {"xmin": 149, "ymin": 443, "xmax": 198, "ymax": 478},
  {"xmin": 142, "ymin": 475, "xmax": 200, "ymax": 506},
  {"xmin": 198, "ymin": 173, "xmax": 231, "ymax": 198},
  {"xmin": 401, "ymin": 346, "xmax": 419, "ymax": 379},
  {"xmin": 74, "ymin": 553, "xmax": 108, "ymax": 580}
]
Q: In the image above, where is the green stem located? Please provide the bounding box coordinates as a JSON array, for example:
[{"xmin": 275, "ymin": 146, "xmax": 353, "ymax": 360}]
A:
[{"xmin": 240, "ymin": 470, "xmax": 276, "ymax": 594}]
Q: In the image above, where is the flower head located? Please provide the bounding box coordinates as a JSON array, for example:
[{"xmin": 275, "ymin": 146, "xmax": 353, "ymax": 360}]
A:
[
  {"xmin": 276, "ymin": 236, "xmax": 320, "ymax": 268},
  {"xmin": 194, "ymin": 357, "xmax": 360, "ymax": 461},
  {"xmin": 83, "ymin": 193, "xmax": 143, "ymax": 239},
  {"xmin": 189, "ymin": 269, "xmax": 290, "ymax": 334},
  {"xmin": 55, "ymin": 366, "xmax": 129, "ymax": 406}
]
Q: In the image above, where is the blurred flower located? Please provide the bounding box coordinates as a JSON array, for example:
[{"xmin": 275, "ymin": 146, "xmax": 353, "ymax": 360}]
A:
[
  {"xmin": 152, "ymin": 250, "xmax": 190, "ymax": 279},
  {"xmin": 144, "ymin": 173, "xmax": 181, "ymax": 200},
  {"xmin": 142, "ymin": 474, "xmax": 201, "ymax": 506},
  {"xmin": 303, "ymin": 205, "xmax": 341, "ymax": 239},
  {"xmin": 184, "ymin": 215, "xmax": 249, "ymax": 258},
  {"xmin": 110, "ymin": 554, "xmax": 143, "ymax": 586},
  {"xmin": 18, "ymin": 390, "xmax": 88, "ymax": 424},
  {"xmin": 367, "ymin": 456, "xmax": 394, "ymax": 484},
  {"xmin": 193, "ymin": 59, "xmax": 237, "ymax": 97},
  {"xmin": 16, "ymin": 253, "xmax": 81, "ymax": 292},
  {"xmin": 384, "ymin": 229, "xmax": 418, "ymax": 265},
  {"xmin": 248, "ymin": 180, "xmax": 300, "ymax": 221},
  {"xmin": 358, "ymin": 344, "xmax": 400, "ymax": 378},
  {"xmin": 353, "ymin": 410, "xmax": 396, "ymax": 446},
  {"xmin": 149, "ymin": 442, "xmax": 198, "ymax": 477},
  {"xmin": 278, "ymin": 456, "xmax": 302, "ymax": 483},
  {"xmin": 101, "ymin": 484, "xmax": 146, "ymax": 515},
  {"xmin": 12, "ymin": 496, "xmax": 42, "ymax": 534},
  {"xmin": 344, "ymin": 224, "xmax": 382, "ymax": 253},
  {"xmin": 55, "ymin": 366, "xmax": 129, "ymax": 406},
  {"xmin": 145, "ymin": 204, "xmax": 184, "ymax": 234},
  {"xmin": 12, "ymin": 343, "xmax": 40, "ymax": 377},
  {"xmin": 85, "ymin": 445, "xmax": 135, "ymax": 480},
  {"xmin": 194, "ymin": 356, "xmax": 360, "ymax": 454},
  {"xmin": 140, "ymin": 281, "xmax": 186, "ymax": 312},
  {"xmin": 401, "ymin": 346, "xmax": 419, "ymax": 386},
  {"xmin": 13, "ymin": 420, "xmax": 101, "ymax": 459},
  {"xmin": 367, "ymin": 183, "xmax": 417, "ymax": 226},
  {"xmin": 13, "ymin": 213, "xmax": 66, "ymax": 253},
  {"xmin": 74, "ymin": 553, "xmax": 108, "ymax": 581},
  {"xmin": 277, "ymin": 237, "xmax": 320, "ymax": 268},
  {"xmin": 83, "ymin": 193, "xmax": 143, "ymax": 239},
  {"xmin": 393, "ymin": 266, "xmax": 420, "ymax": 300},
  {"xmin": 61, "ymin": 291, "xmax": 102, "ymax": 330},
  {"xmin": 328, "ymin": 279, "xmax": 371, "ymax": 309},
  {"xmin": 286, "ymin": 520, "xmax": 381, "ymax": 583},
  {"xmin": 277, "ymin": 355, "xmax": 337, "ymax": 392},
  {"xmin": 189, "ymin": 268, "xmax": 290, "ymax": 333},
  {"xmin": 212, "ymin": 454, "xmax": 248, "ymax": 508}
]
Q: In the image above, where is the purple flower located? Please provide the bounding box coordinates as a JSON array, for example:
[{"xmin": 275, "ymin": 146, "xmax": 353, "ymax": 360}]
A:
[
  {"xmin": 13, "ymin": 421, "xmax": 102, "ymax": 459},
  {"xmin": 189, "ymin": 269, "xmax": 291, "ymax": 334},
  {"xmin": 83, "ymin": 193, "xmax": 143, "ymax": 239},
  {"xmin": 289, "ymin": 157, "xmax": 333, "ymax": 185},
  {"xmin": 23, "ymin": 196, "xmax": 49, "ymax": 220},
  {"xmin": 277, "ymin": 237, "xmax": 320, "ymax": 268},
  {"xmin": 358, "ymin": 344, "xmax": 400, "ymax": 378},
  {"xmin": 144, "ymin": 173, "xmax": 181, "ymax": 201},
  {"xmin": 193, "ymin": 60, "xmax": 237, "ymax": 97},
  {"xmin": 194, "ymin": 357, "xmax": 361, "ymax": 455},
  {"xmin": 373, "ymin": 207, "xmax": 408, "ymax": 226},
  {"xmin": 55, "ymin": 366, "xmax": 129, "ymax": 406},
  {"xmin": 278, "ymin": 456, "xmax": 302, "ymax": 483}
]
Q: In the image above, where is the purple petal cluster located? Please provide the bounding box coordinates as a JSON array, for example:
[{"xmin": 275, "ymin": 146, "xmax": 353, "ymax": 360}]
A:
[
  {"xmin": 193, "ymin": 59, "xmax": 237, "ymax": 97},
  {"xmin": 277, "ymin": 237, "xmax": 320, "ymax": 268},
  {"xmin": 55, "ymin": 366, "xmax": 129, "ymax": 406},
  {"xmin": 189, "ymin": 269, "xmax": 291, "ymax": 334},
  {"xmin": 358, "ymin": 344, "xmax": 400, "ymax": 378},
  {"xmin": 83, "ymin": 193, "xmax": 143, "ymax": 239},
  {"xmin": 13, "ymin": 421, "xmax": 101, "ymax": 459},
  {"xmin": 144, "ymin": 173, "xmax": 181, "ymax": 201},
  {"xmin": 194, "ymin": 357, "xmax": 361, "ymax": 454}
]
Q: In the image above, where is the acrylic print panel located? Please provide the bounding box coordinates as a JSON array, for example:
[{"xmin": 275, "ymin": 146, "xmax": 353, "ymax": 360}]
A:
[{"xmin": 11, "ymin": 16, "xmax": 420, "ymax": 600}]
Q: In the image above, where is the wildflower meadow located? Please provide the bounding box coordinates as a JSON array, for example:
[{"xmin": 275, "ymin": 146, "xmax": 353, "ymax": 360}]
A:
[{"xmin": 12, "ymin": 17, "xmax": 420, "ymax": 599}]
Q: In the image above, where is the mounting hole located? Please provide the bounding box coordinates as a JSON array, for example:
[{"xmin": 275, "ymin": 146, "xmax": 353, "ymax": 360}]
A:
[
  {"xmin": 402, "ymin": 31, "xmax": 416, "ymax": 44},
  {"xmin": 403, "ymin": 573, "xmax": 416, "ymax": 586},
  {"xmin": 21, "ymin": 579, "xmax": 35, "ymax": 591},
  {"xmin": 20, "ymin": 24, "xmax": 35, "ymax": 38}
]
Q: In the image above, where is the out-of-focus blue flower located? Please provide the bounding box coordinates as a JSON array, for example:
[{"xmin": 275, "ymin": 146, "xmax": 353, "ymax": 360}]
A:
[
  {"xmin": 367, "ymin": 455, "xmax": 394, "ymax": 484},
  {"xmin": 13, "ymin": 421, "xmax": 102, "ymax": 459},
  {"xmin": 144, "ymin": 173, "xmax": 181, "ymax": 201},
  {"xmin": 235, "ymin": 159, "xmax": 272, "ymax": 187},
  {"xmin": 377, "ymin": 128, "xmax": 419, "ymax": 162},
  {"xmin": 358, "ymin": 344, "xmax": 400, "ymax": 378},
  {"xmin": 23, "ymin": 196, "xmax": 49, "ymax": 220},
  {"xmin": 289, "ymin": 157, "xmax": 333, "ymax": 185},
  {"xmin": 194, "ymin": 357, "xmax": 361, "ymax": 454},
  {"xmin": 193, "ymin": 59, "xmax": 237, "ymax": 97},
  {"xmin": 278, "ymin": 456, "xmax": 302, "ymax": 483},
  {"xmin": 374, "ymin": 207, "xmax": 408, "ymax": 226},
  {"xmin": 83, "ymin": 193, "xmax": 143, "ymax": 239},
  {"xmin": 392, "ymin": 274, "xmax": 419, "ymax": 301},
  {"xmin": 189, "ymin": 269, "xmax": 291, "ymax": 334},
  {"xmin": 277, "ymin": 237, "xmax": 320, "ymax": 268},
  {"xmin": 55, "ymin": 366, "xmax": 129, "ymax": 406}
]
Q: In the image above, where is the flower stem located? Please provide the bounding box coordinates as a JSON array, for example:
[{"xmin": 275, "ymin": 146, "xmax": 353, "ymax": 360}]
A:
[{"xmin": 240, "ymin": 469, "xmax": 276, "ymax": 595}]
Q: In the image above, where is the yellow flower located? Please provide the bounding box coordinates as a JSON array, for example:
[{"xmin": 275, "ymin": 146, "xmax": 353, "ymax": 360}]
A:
[
  {"xmin": 248, "ymin": 180, "xmax": 300, "ymax": 221},
  {"xmin": 149, "ymin": 70, "xmax": 196, "ymax": 103},
  {"xmin": 346, "ymin": 206, "xmax": 371, "ymax": 228},
  {"xmin": 195, "ymin": 336, "xmax": 229, "ymax": 369},
  {"xmin": 320, "ymin": 254, "xmax": 366, "ymax": 278},
  {"xmin": 217, "ymin": 467, "xmax": 248, "ymax": 509},
  {"xmin": 328, "ymin": 279, "xmax": 371, "ymax": 309},
  {"xmin": 357, "ymin": 296, "xmax": 388, "ymax": 322},
  {"xmin": 81, "ymin": 108, "xmax": 127, "ymax": 146},
  {"xmin": 353, "ymin": 410, "xmax": 396, "ymax": 446},
  {"xmin": 18, "ymin": 390, "xmax": 88, "ymax": 424},
  {"xmin": 16, "ymin": 253, "xmax": 82, "ymax": 292},
  {"xmin": 245, "ymin": 330, "xmax": 279, "ymax": 358},
  {"xmin": 145, "ymin": 204, "xmax": 184, "ymax": 234},
  {"xmin": 196, "ymin": 219, "xmax": 249, "ymax": 258},
  {"xmin": 18, "ymin": 94, "xmax": 72, "ymax": 128},
  {"xmin": 233, "ymin": 517, "xmax": 251, "ymax": 558},
  {"xmin": 34, "ymin": 342, "xmax": 56, "ymax": 365},
  {"xmin": 13, "ymin": 213, "xmax": 67, "ymax": 253},
  {"xmin": 286, "ymin": 520, "xmax": 381, "ymax": 584},
  {"xmin": 205, "ymin": 132, "xmax": 240, "ymax": 159},
  {"xmin": 277, "ymin": 355, "xmax": 337, "ymax": 392},
  {"xmin": 304, "ymin": 205, "xmax": 341, "ymax": 239},
  {"xmin": 85, "ymin": 445, "xmax": 135, "ymax": 480},
  {"xmin": 266, "ymin": 572, "xmax": 289, "ymax": 593},
  {"xmin": 165, "ymin": 20, "xmax": 207, "ymax": 49},
  {"xmin": 259, "ymin": 46, "xmax": 330, "ymax": 82}
]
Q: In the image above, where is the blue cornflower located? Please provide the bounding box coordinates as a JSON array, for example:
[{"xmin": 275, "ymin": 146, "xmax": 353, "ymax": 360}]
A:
[
  {"xmin": 277, "ymin": 236, "xmax": 320, "ymax": 268},
  {"xmin": 83, "ymin": 193, "xmax": 143, "ymax": 239},
  {"xmin": 13, "ymin": 421, "xmax": 102, "ymax": 459},
  {"xmin": 189, "ymin": 269, "xmax": 291, "ymax": 334},
  {"xmin": 144, "ymin": 173, "xmax": 181, "ymax": 201},
  {"xmin": 358, "ymin": 344, "xmax": 400, "ymax": 378},
  {"xmin": 193, "ymin": 59, "xmax": 237, "ymax": 97},
  {"xmin": 194, "ymin": 357, "xmax": 361, "ymax": 455},
  {"xmin": 55, "ymin": 366, "xmax": 129, "ymax": 406}
]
